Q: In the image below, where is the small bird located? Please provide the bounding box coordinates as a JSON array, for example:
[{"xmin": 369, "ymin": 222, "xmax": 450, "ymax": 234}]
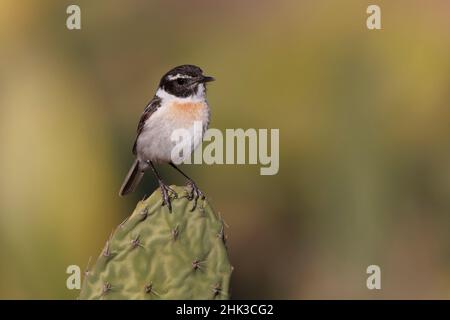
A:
[{"xmin": 119, "ymin": 65, "xmax": 215, "ymax": 211}]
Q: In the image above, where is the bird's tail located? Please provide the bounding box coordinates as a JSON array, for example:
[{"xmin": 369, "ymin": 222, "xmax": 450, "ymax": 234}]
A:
[{"xmin": 119, "ymin": 159, "xmax": 144, "ymax": 196}]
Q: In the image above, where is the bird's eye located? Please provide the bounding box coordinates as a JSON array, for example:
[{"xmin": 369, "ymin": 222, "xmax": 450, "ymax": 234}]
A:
[{"xmin": 176, "ymin": 78, "xmax": 186, "ymax": 85}]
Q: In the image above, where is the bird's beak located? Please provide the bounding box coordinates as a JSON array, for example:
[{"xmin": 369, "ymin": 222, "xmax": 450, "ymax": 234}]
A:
[{"xmin": 200, "ymin": 75, "xmax": 215, "ymax": 83}]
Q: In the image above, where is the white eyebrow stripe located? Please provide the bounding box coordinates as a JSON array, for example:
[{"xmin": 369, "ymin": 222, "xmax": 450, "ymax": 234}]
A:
[{"xmin": 167, "ymin": 73, "xmax": 192, "ymax": 80}]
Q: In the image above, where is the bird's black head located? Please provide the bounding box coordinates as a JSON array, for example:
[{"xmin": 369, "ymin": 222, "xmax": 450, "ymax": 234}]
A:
[{"xmin": 159, "ymin": 65, "xmax": 215, "ymax": 98}]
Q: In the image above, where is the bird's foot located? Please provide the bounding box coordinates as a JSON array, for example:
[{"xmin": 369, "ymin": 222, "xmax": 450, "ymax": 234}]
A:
[
  {"xmin": 159, "ymin": 181, "xmax": 177, "ymax": 212},
  {"xmin": 186, "ymin": 180, "xmax": 205, "ymax": 211}
]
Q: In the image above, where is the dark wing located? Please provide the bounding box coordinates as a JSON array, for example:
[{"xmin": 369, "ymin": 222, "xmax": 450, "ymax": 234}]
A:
[{"xmin": 132, "ymin": 96, "xmax": 162, "ymax": 155}]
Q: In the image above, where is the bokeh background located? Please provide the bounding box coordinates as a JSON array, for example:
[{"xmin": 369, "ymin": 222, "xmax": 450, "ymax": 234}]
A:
[{"xmin": 1, "ymin": 0, "xmax": 449, "ymax": 299}]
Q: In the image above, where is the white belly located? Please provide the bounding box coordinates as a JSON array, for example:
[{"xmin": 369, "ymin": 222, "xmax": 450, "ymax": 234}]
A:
[{"xmin": 135, "ymin": 100, "xmax": 210, "ymax": 164}]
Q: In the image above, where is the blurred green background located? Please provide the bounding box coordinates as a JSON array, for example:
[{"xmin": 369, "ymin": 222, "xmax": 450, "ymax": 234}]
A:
[{"xmin": 0, "ymin": 0, "xmax": 449, "ymax": 299}]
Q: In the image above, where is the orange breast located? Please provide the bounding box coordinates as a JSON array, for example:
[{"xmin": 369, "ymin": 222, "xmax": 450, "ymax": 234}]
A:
[{"xmin": 169, "ymin": 101, "xmax": 206, "ymax": 121}]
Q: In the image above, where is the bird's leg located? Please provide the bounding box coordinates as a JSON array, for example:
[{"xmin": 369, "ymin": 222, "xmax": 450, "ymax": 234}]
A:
[
  {"xmin": 148, "ymin": 161, "xmax": 177, "ymax": 212},
  {"xmin": 169, "ymin": 162, "xmax": 204, "ymax": 211}
]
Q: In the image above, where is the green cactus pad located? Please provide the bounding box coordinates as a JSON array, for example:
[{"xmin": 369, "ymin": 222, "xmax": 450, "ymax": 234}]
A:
[{"xmin": 79, "ymin": 185, "xmax": 232, "ymax": 300}]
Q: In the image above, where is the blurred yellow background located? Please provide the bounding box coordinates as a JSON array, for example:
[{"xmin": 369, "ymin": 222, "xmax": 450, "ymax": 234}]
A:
[{"xmin": 0, "ymin": 0, "xmax": 449, "ymax": 299}]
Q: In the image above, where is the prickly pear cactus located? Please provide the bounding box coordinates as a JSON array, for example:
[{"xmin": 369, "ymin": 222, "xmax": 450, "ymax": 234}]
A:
[{"xmin": 79, "ymin": 185, "xmax": 232, "ymax": 300}]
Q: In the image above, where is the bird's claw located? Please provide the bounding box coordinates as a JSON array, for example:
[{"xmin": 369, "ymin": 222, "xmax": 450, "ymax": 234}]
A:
[
  {"xmin": 187, "ymin": 181, "xmax": 205, "ymax": 211},
  {"xmin": 159, "ymin": 182, "xmax": 177, "ymax": 212}
]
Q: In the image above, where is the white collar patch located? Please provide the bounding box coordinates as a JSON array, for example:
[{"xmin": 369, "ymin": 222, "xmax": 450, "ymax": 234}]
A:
[{"xmin": 156, "ymin": 84, "xmax": 206, "ymax": 104}]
